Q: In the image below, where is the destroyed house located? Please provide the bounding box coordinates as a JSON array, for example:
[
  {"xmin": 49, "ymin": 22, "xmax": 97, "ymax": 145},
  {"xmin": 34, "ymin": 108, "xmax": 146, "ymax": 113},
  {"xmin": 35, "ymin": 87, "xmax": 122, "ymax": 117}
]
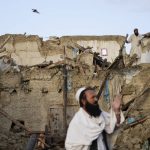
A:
[
  {"xmin": 60, "ymin": 35, "xmax": 125, "ymax": 63},
  {"xmin": 0, "ymin": 34, "xmax": 150, "ymax": 150}
]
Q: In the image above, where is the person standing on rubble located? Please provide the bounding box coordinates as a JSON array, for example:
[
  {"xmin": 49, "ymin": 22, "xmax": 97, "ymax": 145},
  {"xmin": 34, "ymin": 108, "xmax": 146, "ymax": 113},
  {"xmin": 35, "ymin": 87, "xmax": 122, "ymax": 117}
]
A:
[
  {"xmin": 126, "ymin": 28, "xmax": 143, "ymax": 63},
  {"xmin": 65, "ymin": 87, "xmax": 124, "ymax": 150}
]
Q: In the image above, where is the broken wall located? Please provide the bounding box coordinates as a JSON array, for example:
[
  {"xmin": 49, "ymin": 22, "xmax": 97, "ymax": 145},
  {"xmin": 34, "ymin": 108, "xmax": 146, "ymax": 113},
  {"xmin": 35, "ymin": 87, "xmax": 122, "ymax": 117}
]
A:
[
  {"xmin": 60, "ymin": 36, "xmax": 125, "ymax": 63},
  {"xmin": 0, "ymin": 68, "xmax": 63, "ymax": 131},
  {"xmin": 0, "ymin": 34, "xmax": 150, "ymax": 150},
  {"xmin": 0, "ymin": 34, "xmax": 65, "ymax": 66},
  {"xmin": 0, "ymin": 64, "xmax": 102, "ymax": 136},
  {"xmin": 112, "ymin": 65, "xmax": 150, "ymax": 150},
  {"xmin": 141, "ymin": 38, "xmax": 150, "ymax": 63},
  {"xmin": 0, "ymin": 34, "xmax": 126, "ymax": 67}
]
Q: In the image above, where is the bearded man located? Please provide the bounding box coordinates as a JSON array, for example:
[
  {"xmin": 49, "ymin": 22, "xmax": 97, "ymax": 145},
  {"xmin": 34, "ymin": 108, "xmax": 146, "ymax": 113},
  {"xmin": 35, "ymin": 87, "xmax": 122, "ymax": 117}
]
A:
[
  {"xmin": 65, "ymin": 87, "xmax": 124, "ymax": 150},
  {"xmin": 126, "ymin": 28, "xmax": 143, "ymax": 59}
]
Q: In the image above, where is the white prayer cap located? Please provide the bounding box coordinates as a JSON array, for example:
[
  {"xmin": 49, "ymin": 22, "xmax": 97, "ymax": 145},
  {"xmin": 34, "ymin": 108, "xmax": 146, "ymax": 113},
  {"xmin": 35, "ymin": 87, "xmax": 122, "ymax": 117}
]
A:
[{"xmin": 75, "ymin": 87, "xmax": 86, "ymax": 102}]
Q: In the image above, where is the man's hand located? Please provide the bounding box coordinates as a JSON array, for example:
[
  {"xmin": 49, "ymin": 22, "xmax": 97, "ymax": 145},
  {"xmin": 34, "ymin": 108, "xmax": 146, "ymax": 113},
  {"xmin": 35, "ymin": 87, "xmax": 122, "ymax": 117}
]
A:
[
  {"xmin": 112, "ymin": 95, "xmax": 122, "ymax": 113},
  {"xmin": 112, "ymin": 95, "xmax": 122, "ymax": 125}
]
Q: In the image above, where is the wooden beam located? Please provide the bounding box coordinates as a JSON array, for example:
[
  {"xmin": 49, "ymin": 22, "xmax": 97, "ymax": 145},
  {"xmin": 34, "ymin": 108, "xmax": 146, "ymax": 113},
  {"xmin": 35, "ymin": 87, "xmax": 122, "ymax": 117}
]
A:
[
  {"xmin": 0, "ymin": 107, "xmax": 30, "ymax": 132},
  {"xmin": 97, "ymin": 34, "xmax": 128, "ymax": 99},
  {"xmin": 124, "ymin": 86, "xmax": 150, "ymax": 117},
  {"xmin": 0, "ymin": 35, "xmax": 11, "ymax": 50},
  {"xmin": 62, "ymin": 64, "xmax": 68, "ymax": 133}
]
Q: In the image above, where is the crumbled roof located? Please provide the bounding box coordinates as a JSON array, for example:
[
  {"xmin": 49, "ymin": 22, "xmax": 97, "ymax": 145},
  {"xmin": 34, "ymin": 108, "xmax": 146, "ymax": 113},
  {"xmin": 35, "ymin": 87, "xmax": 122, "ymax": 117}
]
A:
[{"xmin": 60, "ymin": 35, "xmax": 126, "ymax": 46}]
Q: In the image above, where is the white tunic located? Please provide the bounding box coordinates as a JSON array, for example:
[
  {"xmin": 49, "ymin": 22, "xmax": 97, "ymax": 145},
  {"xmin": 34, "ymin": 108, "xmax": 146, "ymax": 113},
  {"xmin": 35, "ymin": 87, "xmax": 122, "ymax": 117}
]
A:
[
  {"xmin": 65, "ymin": 108, "xmax": 124, "ymax": 150},
  {"xmin": 128, "ymin": 34, "xmax": 143, "ymax": 58}
]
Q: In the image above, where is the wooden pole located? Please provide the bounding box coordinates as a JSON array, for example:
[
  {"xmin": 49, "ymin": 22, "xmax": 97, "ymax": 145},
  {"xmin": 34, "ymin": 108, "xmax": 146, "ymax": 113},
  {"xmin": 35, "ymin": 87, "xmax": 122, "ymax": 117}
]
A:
[
  {"xmin": 62, "ymin": 46, "xmax": 68, "ymax": 134},
  {"xmin": 0, "ymin": 108, "xmax": 51, "ymax": 148},
  {"xmin": 97, "ymin": 34, "xmax": 128, "ymax": 100},
  {"xmin": 0, "ymin": 35, "xmax": 11, "ymax": 50},
  {"xmin": 63, "ymin": 64, "xmax": 68, "ymax": 134},
  {"xmin": 45, "ymin": 125, "xmax": 51, "ymax": 150},
  {"xmin": 0, "ymin": 107, "xmax": 30, "ymax": 132}
]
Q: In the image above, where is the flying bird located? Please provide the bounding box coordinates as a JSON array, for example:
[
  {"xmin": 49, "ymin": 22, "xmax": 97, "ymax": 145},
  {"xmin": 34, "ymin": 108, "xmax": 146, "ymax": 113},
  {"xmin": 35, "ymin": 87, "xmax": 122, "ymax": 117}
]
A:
[{"xmin": 32, "ymin": 9, "xmax": 40, "ymax": 14}]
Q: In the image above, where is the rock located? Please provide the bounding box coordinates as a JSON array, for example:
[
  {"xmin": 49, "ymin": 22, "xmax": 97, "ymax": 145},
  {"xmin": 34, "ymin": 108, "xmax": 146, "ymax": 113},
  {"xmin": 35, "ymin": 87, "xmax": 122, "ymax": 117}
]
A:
[
  {"xmin": 0, "ymin": 133, "xmax": 8, "ymax": 140},
  {"xmin": 122, "ymin": 85, "xmax": 136, "ymax": 95},
  {"xmin": 8, "ymin": 139, "xmax": 16, "ymax": 144},
  {"xmin": 134, "ymin": 144, "xmax": 141, "ymax": 149},
  {"xmin": 131, "ymin": 137, "xmax": 141, "ymax": 144},
  {"xmin": 0, "ymin": 142, "xmax": 8, "ymax": 149}
]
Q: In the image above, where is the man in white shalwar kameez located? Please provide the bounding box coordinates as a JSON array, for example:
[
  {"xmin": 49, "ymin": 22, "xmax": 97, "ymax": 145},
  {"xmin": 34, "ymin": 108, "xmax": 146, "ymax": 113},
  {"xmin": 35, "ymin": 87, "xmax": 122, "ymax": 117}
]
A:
[
  {"xmin": 65, "ymin": 87, "xmax": 124, "ymax": 150},
  {"xmin": 126, "ymin": 28, "xmax": 143, "ymax": 64}
]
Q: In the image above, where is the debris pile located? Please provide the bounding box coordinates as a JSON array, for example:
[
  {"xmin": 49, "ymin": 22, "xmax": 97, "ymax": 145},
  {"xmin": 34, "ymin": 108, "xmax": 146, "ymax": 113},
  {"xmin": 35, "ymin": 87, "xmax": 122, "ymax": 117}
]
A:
[
  {"xmin": 0, "ymin": 128, "xmax": 27, "ymax": 150},
  {"xmin": 114, "ymin": 65, "xmax": 150, "ymax": 150},
  {"xmin": 0, "ymin": 34, "xmax": 150, "ymax": 150}
]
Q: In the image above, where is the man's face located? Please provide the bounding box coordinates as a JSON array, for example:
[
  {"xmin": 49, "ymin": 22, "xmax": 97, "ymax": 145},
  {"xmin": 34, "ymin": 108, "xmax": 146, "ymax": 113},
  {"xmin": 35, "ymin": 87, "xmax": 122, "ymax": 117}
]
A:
[
  {"xmin": 82, "ymin": 90, "xmax": 101, "ymax": 117},
  {"xmin": 134, "ymin": 29, "xmax": 139, "ymax": 36},
  {"xmin": 85, "ymin": 90, "xmax": 98, "ymax": 105}
]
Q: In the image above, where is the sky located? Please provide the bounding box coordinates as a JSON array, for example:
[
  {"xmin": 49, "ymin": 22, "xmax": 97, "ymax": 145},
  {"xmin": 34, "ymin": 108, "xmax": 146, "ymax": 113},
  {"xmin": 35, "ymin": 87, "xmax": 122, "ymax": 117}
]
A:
[{"xmin": 0, "ymin": 0, "xmax": 150, "ymax": 38}]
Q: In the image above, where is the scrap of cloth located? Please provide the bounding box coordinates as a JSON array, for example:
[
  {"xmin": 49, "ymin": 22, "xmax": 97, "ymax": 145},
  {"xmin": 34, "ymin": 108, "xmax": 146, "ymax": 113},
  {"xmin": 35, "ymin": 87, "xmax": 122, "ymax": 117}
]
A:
[
  {"xmin": 104, "ymin": 80, "xmax": 110, "ymax": 103},
  {"xmin": 65, "ymin": 108, "xmax": 124, "ymax": 150}
]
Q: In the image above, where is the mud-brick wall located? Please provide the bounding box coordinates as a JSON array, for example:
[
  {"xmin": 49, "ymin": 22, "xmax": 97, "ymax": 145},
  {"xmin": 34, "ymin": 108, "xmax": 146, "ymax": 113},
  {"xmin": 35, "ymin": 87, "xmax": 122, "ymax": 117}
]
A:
[
  {"xmin": 0, "ymin": 34, "xmax": 65, "ymax": 66},
  {"xmin": 60, "ymin": 36, "xmax": 125, "ymax": 63},
  {"xmin": 141, "ymin": 38, "xmax": 150, "ymax": 63},
  {"xmin": 0, "ymin": 68, "xmax": 64, "ymax": 132},
  {"xmin": 0, "ymin": 65, "xmax": 103, "ymax": 136},
  {"xmin": 0, "ymin": 35, "xmax": 44, "ymax": 66}
]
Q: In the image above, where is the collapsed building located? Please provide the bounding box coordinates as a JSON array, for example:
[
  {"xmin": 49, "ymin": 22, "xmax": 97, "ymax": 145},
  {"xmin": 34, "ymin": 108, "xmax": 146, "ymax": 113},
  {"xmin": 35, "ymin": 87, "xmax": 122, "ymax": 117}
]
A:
[{"xmin": 0, "ymin": 34, "xmax": 150, "ymax": 150}]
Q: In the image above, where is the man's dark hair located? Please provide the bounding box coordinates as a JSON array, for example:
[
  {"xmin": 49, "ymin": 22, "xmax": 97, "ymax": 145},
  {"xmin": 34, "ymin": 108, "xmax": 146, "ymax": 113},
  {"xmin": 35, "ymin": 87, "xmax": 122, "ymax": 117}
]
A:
[
  {"xmin": 79, "ymin": 87, "xmax": 94, "ymax": 107},
  {"xmin": 134, "ymin": 28, "xmax": 138, "ymax": 32}
]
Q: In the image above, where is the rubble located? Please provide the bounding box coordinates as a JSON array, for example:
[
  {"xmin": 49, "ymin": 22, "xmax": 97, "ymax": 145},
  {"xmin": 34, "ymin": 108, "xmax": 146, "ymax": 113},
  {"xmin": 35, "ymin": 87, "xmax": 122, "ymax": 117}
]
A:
[
  {"xmin": 0, "ymin": 34, "xmax": 150, "ymax": 150},
  {"xmin": 0, "ymin": 129, "xmax": 27, "ymax": 150}
]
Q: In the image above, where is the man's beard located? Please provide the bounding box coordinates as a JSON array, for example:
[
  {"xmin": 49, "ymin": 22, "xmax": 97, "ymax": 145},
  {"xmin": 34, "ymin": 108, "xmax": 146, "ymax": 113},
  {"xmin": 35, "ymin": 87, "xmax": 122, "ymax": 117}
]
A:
[
  {"xmin": 85, "ymin": 101, "xmax": 101, "ymax": 117},
  {"xmin": 135, "ymin": 32, "xmax": 139, "ymax": 36}
]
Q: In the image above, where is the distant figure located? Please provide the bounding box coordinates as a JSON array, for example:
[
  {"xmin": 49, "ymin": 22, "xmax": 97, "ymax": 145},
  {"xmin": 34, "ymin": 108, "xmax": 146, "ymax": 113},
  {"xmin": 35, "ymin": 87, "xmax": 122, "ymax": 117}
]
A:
[
  {"xmin": 32, "ymin": 9, "xmax": 40, "ymax": 14},
  {"xmin": 126, "ymin": 28, "xmax": 143, "ymax": 61}
]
